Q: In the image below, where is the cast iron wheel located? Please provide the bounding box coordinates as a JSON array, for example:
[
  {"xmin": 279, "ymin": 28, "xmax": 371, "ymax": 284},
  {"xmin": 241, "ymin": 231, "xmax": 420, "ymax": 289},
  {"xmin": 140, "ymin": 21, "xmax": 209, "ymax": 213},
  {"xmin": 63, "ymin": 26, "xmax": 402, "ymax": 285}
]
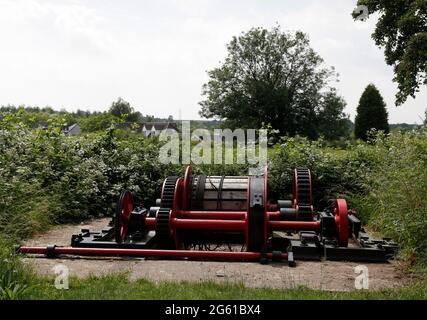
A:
[
  {"xmin": 114, "ymin": 190, "xmax": 134, "ymax": 243},
  {"xmin": 156, "ymin": 176, "xmax": 179, "ymax": 247},
  {"xmin": 293, "ymin": 168, "xmax": 313, "ymax": 220},
  {"xmin": 334, "ymin": 199, "xmax": 349, "ymax": 247}
]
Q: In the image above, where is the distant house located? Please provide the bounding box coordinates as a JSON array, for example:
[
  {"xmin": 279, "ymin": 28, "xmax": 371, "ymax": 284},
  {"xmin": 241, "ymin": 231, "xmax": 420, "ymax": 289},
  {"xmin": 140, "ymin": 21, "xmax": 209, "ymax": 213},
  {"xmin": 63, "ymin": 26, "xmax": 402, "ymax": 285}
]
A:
[
  {"xmin": 33, "ymin": 121, "xmax": 81, "ymax": 136},
  {"xmin": 115, "ymin": 122, "xmax": 179, "ymax": 137},
  {"xmin": 34, "ymin": 120, "xmax": 49, "ymax": 129},
  {"xmin": 64, "ymin": 124, "xmax": 81, "ymax": 136}
]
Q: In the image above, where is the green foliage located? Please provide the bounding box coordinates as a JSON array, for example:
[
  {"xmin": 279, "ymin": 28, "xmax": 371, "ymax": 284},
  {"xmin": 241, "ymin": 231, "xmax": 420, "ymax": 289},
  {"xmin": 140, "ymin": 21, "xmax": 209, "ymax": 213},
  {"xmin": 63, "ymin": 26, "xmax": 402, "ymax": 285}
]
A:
[
  {"xmin": 354, "ymin": 0, "xmax": 427, "ymax": 105},
  {"xmin": 390, "ymin": 123, "xmax": 420, "ymax": 132},
  {"xmin": 0, "ymin": 241, "xmax": 34, "ymax": 300},
  {"xmin": 268, "ymin": 137, "xmax": 374, "ymax": 209},
  {"xmin": 353, "ymin": 129, "xmax": 427, "ymax": 263},
  {"xmin": 0, "ymin": 105, "xmax": 76, "ymax": 129},
  {"xmin": 316, "ymin": 89, "xmax": 351, "ymax": 140},
  {"xmin": 109, "ymin": 97, "xmax": 133, "ymax": 118},
  {"xmin": 22, "ymin": 272, "xmax": 427, "ymax": 300},
  {"xmin": 0, "ymin": 100, "xmax": 147, "ymax": 134},
  {"xmin": 0, "ymin": 116, "xmax": 176, "ymax": 235},
  {"xmin": 199, "ymin": 26, "xmax": 348, "ymax": 140},
  {"xmin": 109, "ymin": 97, "xmax": 143, "ymax": 123},
  {"xmin": 79, "ymin": 112, "xmax": 120, "ymax": 133},
  {"xmin": 269, "ymin": 129, "xmax": 427, "ymax": 265},
  {"xmin": 355, "ymin": 84, "xmax": 389, "ymax": 141},
  {"xmin": 0, "ymin": 269, "xmax": 31, "ymax": 300}
]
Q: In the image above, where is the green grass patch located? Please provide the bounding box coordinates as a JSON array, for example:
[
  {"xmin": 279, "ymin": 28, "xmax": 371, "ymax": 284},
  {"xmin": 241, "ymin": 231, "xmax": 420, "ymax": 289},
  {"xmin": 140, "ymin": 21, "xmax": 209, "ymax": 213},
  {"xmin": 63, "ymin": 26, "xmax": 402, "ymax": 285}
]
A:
[{"xmin": 21, "ymin": 273, "xmax": 427, "ymax": 300}]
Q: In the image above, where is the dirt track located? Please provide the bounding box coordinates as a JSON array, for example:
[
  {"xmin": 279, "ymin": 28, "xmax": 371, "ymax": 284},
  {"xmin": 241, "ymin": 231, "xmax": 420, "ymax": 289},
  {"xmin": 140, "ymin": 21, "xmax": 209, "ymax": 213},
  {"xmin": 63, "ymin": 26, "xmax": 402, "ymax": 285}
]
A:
[{"xmin": 23, "ymin": 218, "xmax": 414, "ymax": 291}]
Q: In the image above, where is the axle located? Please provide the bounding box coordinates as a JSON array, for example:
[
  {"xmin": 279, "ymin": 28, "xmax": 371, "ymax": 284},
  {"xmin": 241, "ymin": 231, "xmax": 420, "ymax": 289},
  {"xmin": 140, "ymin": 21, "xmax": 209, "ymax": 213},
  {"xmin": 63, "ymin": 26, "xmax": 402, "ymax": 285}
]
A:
[
  {"xmin": 269, "ymin": 221, "xmax": 321, "ymax": 232},
  {"xmin": 144, "ymin": 217, "xmax": 320, "ymax": 232},
  {"xmin": 176, "ymin": 211, "xmax": 282, "ymax": 220}
]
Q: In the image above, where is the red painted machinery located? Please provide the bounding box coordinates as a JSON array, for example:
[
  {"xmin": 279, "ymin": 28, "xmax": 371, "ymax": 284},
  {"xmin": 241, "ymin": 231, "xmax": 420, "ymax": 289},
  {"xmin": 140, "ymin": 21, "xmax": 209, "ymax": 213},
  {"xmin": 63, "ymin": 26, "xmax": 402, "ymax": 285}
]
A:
[{"xmin": 19, "ymin": 166, "xmax": 397, "ymax": 265}]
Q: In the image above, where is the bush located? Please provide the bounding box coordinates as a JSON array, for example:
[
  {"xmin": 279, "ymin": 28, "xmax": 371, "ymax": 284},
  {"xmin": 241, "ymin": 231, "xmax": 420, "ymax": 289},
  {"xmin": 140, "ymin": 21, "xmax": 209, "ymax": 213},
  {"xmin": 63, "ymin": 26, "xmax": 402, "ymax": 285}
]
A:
[
  {"xmin": 1, "ymin": 110, "xmax": 427, "ymax": 268},
  {"xmin": 0, "ymin": 239, "xmax": 35, "ymax": 300},
  {"xmin": 268, "ymin": 137, "xmax": 377, "ymax": 209},
  {"xmin": 353, "ymin": 130, "xmax": 427, "ymax": 263},
  {"xmin": 0, "ymin": 117, "xmax": 176, "ymax": 236},
  {"xmin": 269, "ymin": 129, "xmax": 427, "ymax": 265}
]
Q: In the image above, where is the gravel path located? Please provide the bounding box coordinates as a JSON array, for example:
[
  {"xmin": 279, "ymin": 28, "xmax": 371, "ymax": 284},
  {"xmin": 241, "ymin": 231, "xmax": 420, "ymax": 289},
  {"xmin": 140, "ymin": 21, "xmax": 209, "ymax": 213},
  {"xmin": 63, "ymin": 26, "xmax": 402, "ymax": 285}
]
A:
[{"xmin": 22, "ymin": 218, "xmax": 414, "ymax": 292}]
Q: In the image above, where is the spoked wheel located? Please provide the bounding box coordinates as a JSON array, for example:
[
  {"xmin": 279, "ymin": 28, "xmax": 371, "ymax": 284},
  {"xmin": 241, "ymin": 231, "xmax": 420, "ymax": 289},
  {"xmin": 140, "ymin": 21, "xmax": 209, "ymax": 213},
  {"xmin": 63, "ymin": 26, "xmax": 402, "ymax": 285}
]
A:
[
  {"xmin": 114, "ymin": 190, "xmax": 134, "ymax": 243},
  {"xmin": 333, "ymin": 199, "xmax": 349, "ymax": 247}
]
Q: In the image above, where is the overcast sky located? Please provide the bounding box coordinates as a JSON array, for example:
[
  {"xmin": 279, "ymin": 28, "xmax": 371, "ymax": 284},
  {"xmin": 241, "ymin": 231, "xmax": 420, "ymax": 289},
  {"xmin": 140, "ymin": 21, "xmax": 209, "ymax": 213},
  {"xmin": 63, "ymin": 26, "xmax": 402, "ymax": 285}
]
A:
[{"xmin": 0, "ymin": 0, "xmax": 425, "ymax": 123}]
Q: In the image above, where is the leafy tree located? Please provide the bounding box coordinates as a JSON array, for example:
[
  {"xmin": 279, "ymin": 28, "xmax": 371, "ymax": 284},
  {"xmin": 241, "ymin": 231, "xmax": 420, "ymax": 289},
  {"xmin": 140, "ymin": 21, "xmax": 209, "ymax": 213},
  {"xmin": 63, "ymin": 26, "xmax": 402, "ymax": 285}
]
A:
[
  {"xmin": 144, "ymin": 115, "xmax": 155, "ymax": 122},
  {"xmin": 317, "ymin": 90, "xmax": 351, "ymax": 140},
  {"xmin": 79, "ymin": 112, "xmax": 119, "ymax": 132},
  {"xmin": 353, "ymin": 0, "xmax": 427, "ymax": 105},
  {"xmin": 0, "ymin": 105, "xmax": 76, "ymax": 128},
  {"xmin": 355, "ymin": 84, "xmax": 389, "ymax": 141},
  {"xmin": 127, "ymin": 111, "xmax": 143, "ymax": 123},
  {"xmin": 73, "ymin": 109, "xmax": 91, "ymax": 118},
  {"xmin": 109, "ymin": 98, "xmax": 133, "ymax": 118},
  {"xmin": 109, "ymin": 98, "xmax": 144, "ymax": 123},
  {"xmin": 199, "ymin": 26, "xmax": 338, "ymax": 137}
]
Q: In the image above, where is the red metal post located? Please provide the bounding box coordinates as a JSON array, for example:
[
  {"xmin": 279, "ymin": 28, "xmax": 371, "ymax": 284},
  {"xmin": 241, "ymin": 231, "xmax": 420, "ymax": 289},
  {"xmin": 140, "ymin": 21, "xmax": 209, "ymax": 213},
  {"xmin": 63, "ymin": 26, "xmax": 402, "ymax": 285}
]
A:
[{"xmin": 18, "ymin": 246, "xmax": 288, "ymax": 261}]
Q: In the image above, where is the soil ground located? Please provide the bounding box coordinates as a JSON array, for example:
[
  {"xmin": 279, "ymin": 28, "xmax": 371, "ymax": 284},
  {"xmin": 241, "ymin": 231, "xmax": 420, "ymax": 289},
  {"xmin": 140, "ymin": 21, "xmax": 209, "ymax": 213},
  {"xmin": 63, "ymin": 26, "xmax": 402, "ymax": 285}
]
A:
[{"xmin": 23, "ymin": 218, "xmax": 414, "ymax": 292}]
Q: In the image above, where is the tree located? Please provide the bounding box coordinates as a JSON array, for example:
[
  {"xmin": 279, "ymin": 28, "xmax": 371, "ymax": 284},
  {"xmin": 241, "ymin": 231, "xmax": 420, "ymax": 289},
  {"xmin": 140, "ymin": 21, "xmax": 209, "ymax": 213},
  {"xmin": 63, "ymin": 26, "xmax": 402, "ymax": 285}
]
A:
[
  {"xmin": 109, "ymin": 98, "xmax": 133, "ymax": 118},
  {"xmin": 127, "ymin": 111, "xmax": 143, "ymax": 123},
  {"xmin": 109, "ymin": 98, "xmax": 144, "ymax": 123},
  {"xmin": 354, "ymin": 84, "xmax": 389, "ymax": 141},
  {"xmin": 80, "ymin": 112, "xmax": 119, "ymax": 133},
  {"xmin": 199, "ymin": 26, "xmax": 338, "ymax": 138},
  {"xmin": 317, "ymin": 90, "xmax": 351, "ymax": 140},
  {"xmin": 353, "ymin": 0, "xmax": 427, "ymax": 105}
]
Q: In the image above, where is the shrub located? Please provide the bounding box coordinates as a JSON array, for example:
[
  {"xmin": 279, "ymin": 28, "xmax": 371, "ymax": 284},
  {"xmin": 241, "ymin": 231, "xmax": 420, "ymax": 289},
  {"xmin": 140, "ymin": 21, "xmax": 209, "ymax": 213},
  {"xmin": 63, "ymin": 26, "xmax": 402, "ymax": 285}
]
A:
[
  {"xmin": 268, "ymin": 137, "xmax": 378, "ymax": 209},
  {"xmin": 0, "ymin": 240, "xmax": 34, "ymax": 300},
  {"xmin": 354, "ymin": 129, "xmax": 427, "ymax": 263},
  {"xmin": 269, "ymin": 129, "xmax": 427, "ymax": 265},
  {"xmin": 1, "ymin": 111, "xmax": 427, "ymax": 267}
]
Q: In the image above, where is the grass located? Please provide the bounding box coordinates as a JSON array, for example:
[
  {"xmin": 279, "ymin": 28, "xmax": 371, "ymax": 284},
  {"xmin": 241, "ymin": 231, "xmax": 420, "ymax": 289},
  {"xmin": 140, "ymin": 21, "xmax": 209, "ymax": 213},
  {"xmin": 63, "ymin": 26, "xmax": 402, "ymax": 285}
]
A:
[{"xmin": 21, "ymin": 273, "xmax": 427, "ymax": 300}]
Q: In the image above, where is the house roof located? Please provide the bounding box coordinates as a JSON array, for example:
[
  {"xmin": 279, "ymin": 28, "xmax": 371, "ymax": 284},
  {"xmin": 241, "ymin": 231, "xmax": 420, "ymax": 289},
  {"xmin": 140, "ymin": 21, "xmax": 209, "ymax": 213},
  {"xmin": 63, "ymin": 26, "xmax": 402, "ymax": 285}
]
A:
[
  {"xmin": 67, "ymin": 123, "xmax": 79, "ymax": 131},
  {"xmin": 142, "ymin": 122, "xmax": 178, "ymax": 131},
  {"xmin": 116, "ymin": 122, "xmax": 178, "ymax": 132}
]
